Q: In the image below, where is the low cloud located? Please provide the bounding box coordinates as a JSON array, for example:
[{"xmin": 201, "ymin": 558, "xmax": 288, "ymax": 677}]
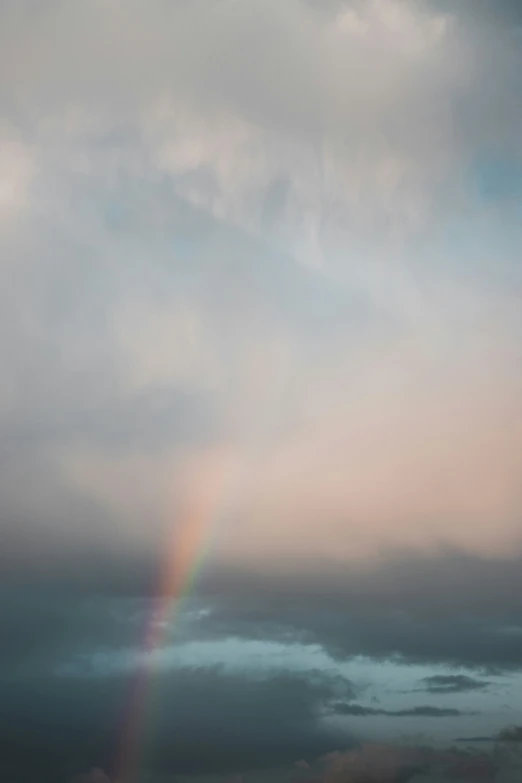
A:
[
  {"xmin": 332, "ymin": 703, "xmax": 466, "ymax": 718},
  {"xmin": 190, "ymin": 552, "xmax": 522, "ymax": 672},
  {"xmin": 418, "ymin": 674, "xmax": 491, "ymax": 694},
  {"xmin": 0, "ymin": 665, "xmax": 354, "ymax": 781}
]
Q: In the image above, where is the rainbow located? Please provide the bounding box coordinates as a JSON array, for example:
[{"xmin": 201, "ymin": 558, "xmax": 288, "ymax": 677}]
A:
[
  {"xmin": 113, "ymin": 448, "xmax": 238, "ymax": 783},
  {"xmin": 113, "ymin": 338, "xmax": 300, "ymax": 783}
]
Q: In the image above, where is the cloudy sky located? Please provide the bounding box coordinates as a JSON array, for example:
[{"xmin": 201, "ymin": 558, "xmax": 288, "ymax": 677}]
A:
[{"xmin": 2, "ymin": 0, "xmax": 522, "ymax": 781}]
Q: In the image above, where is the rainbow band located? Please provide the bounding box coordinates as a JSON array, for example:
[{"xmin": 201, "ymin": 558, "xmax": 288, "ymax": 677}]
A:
[
  {"xmin": 113, "ymin": 338, "xmax": 300, "ymax": 783},
  {"xmin": 114, "ymin": 450, "xmax": 237, "ymax": 783}
]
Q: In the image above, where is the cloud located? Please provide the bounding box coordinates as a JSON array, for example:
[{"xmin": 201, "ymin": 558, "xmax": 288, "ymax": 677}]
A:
[
  {"xmin": 0, "ymin": 0, "xmax": 521, "ymax": 581},
  {"xmin": 419, "ymin": 675, "xmax": 491, "ymax": 694},
  {"xmin": 456, "ymin": 725, "xmax": 522, "ymax": 744},
  {"xmin": 188, "ymin": 551, "xmax": 522, "ymax": 671},
  {"xmin": 0, "ymin": 665, "xmax": 354, "ymax": 781},
  {"xmin": 7, "ymin": 549, "xmax": 522, "ymax": 687},
  {"xmin": 0, "ymin": 123, "xmax": 35, "ymax": 220},
  {"xmin": 312, "ymin": 744, "xmax": 447, "ymax": 783},
  {"xmin": 0, "ymin": 0, "xmax": 513, "ymax": 257},
  {"xmin": 71, "ymin": 769, "xmax": 111, "ymax": 783},
  {"xmin": 332, "ymin": 703, "xmax": 466, "ymax": 718},
  {"xmin": 498, "ymin": 726, "xmax": 522, "ymax": 743},
  {"xmin": 6, "ymin": 552, "xmax": 522, "ymax": 683}
]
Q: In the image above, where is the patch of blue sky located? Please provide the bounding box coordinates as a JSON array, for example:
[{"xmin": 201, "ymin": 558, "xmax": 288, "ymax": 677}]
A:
[
  {"xmin": 471, "ymin": 152, "xmax": 522, "ymax": 204},
  {"xmin": 54, "ymin": 634, "xmax": 522, "ymax": 743},
  {"xmin": 421, "ymin": 158, "xmax": 522, "ymax": 291}
]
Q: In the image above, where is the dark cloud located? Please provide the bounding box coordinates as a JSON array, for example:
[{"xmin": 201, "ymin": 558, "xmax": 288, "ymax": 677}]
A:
[
  {"xmin": 70, "ymin": 770, "xmax": 111, "ymax": 783},
  {"xmin": 331, "ymin": 703, "xmax": 467, "ymax": 718},
  {"xmin": 5, "ymin": 550, "xmax": 522, "ymax": 681},
  {"xmin": 4, "ymin": 548, "xmax": 522, "ymax": 690},
  {"xmin": 456, "ymin": 726, "xmax": 522, "ymax": 744},
  {"xmin": 185, "ymin": 552, "xmax": 522, "ymax": 672},
  {"xmin": 498, "ymin": 726, "xmax": 522, "ymax": 742},
  {"xmin": 418, "ymin": 675, "xmax": 491, "ymax": 694},
  {"xmin": 301, "ymin": 743, "xmax": 471, "ymax": 783},
  {"xmin": 0, "ymin": 586, "xmax": 148, "ymax": 678},
  {"xmin": 0, "ymin": 666, "xmax": 354, "ymax": 782}
]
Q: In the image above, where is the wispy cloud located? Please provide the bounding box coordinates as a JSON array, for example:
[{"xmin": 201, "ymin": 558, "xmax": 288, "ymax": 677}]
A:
[
  {"xmin": 332, "ymin": 702, "xmax": 467, "ymax": 717},
  {"xmin": 418, "ymin": 674, "xmax": 491, "ymax": 694}
]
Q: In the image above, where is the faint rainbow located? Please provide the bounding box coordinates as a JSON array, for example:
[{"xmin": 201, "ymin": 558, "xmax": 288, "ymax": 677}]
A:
[
  {"xmin": 113, "ymin": 339, "xmax": 302, "ymax": 783},
  {"xmin": 113, "ymin": 449, "xmax": 238, "ymax": 783}
]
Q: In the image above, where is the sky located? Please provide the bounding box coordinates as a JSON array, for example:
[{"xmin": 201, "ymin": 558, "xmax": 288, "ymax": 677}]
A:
[{"xmin": 1, "ymin": 0, "xmax": 522, "ymax": 781}]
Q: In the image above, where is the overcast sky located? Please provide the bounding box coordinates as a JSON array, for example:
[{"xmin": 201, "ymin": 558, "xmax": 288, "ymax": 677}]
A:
[{"xmin": 1, "ymin": 1, "xmax": 522, "ymax": 781}]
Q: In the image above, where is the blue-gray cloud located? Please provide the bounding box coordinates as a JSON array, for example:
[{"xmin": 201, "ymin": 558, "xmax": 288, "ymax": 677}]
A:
[
  {"xmin": 332, "ymin": 703, "xmax": 467, "ymax": 717},
  {"xmin": 0, "ymin": 665, "xmax": 354, "ymax": 781},
  {"xmin": 418, "ymin": 675, "xmax": 491, "ymax": 694}
]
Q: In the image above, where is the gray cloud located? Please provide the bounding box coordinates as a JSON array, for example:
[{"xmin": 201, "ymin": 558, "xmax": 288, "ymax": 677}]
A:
[
  {"xmin": 418, "ymin": 675, "xmax": 491, "ymax": 694},
  {"xmin": 70, "ymin": 770, "xmax": 111, "ymax": 783},
  {"xmin": 188, "ymin": 552, "xmax": 522, "ymax": 672},
  {"xmin": 332, "ymin": 703, "xmax": 466, "ymax": 717},
  {"xmin": 0, "ymin": 586, "xmax": 148, "ymax": 678},
  {"xmin": 0, "ymin": 665, "xmax": 354, "ymax": 782},
  {"xmin": 6, "ymin": 551, "xmax": 522, "ymax": 680}
]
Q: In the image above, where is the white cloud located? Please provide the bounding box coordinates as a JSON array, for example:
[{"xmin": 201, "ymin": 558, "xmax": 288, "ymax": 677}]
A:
[
  {"xmin": 0, "ymin": 125, "xmax": 35, "ymax": 219},
  {"xmin": 0, "ymin": 0, "xmax": 485, "ymax": 252}
]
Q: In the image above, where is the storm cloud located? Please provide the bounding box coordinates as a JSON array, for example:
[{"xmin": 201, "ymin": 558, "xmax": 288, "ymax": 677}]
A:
[{"xmin": 0, "ymin": 665, "xmax": 354, "ymax": 782}]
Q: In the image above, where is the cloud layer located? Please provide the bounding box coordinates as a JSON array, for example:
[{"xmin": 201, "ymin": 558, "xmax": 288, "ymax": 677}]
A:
[{"xmin": 1, "ymin": 0, "xmax": 522, "ymax": 580}]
